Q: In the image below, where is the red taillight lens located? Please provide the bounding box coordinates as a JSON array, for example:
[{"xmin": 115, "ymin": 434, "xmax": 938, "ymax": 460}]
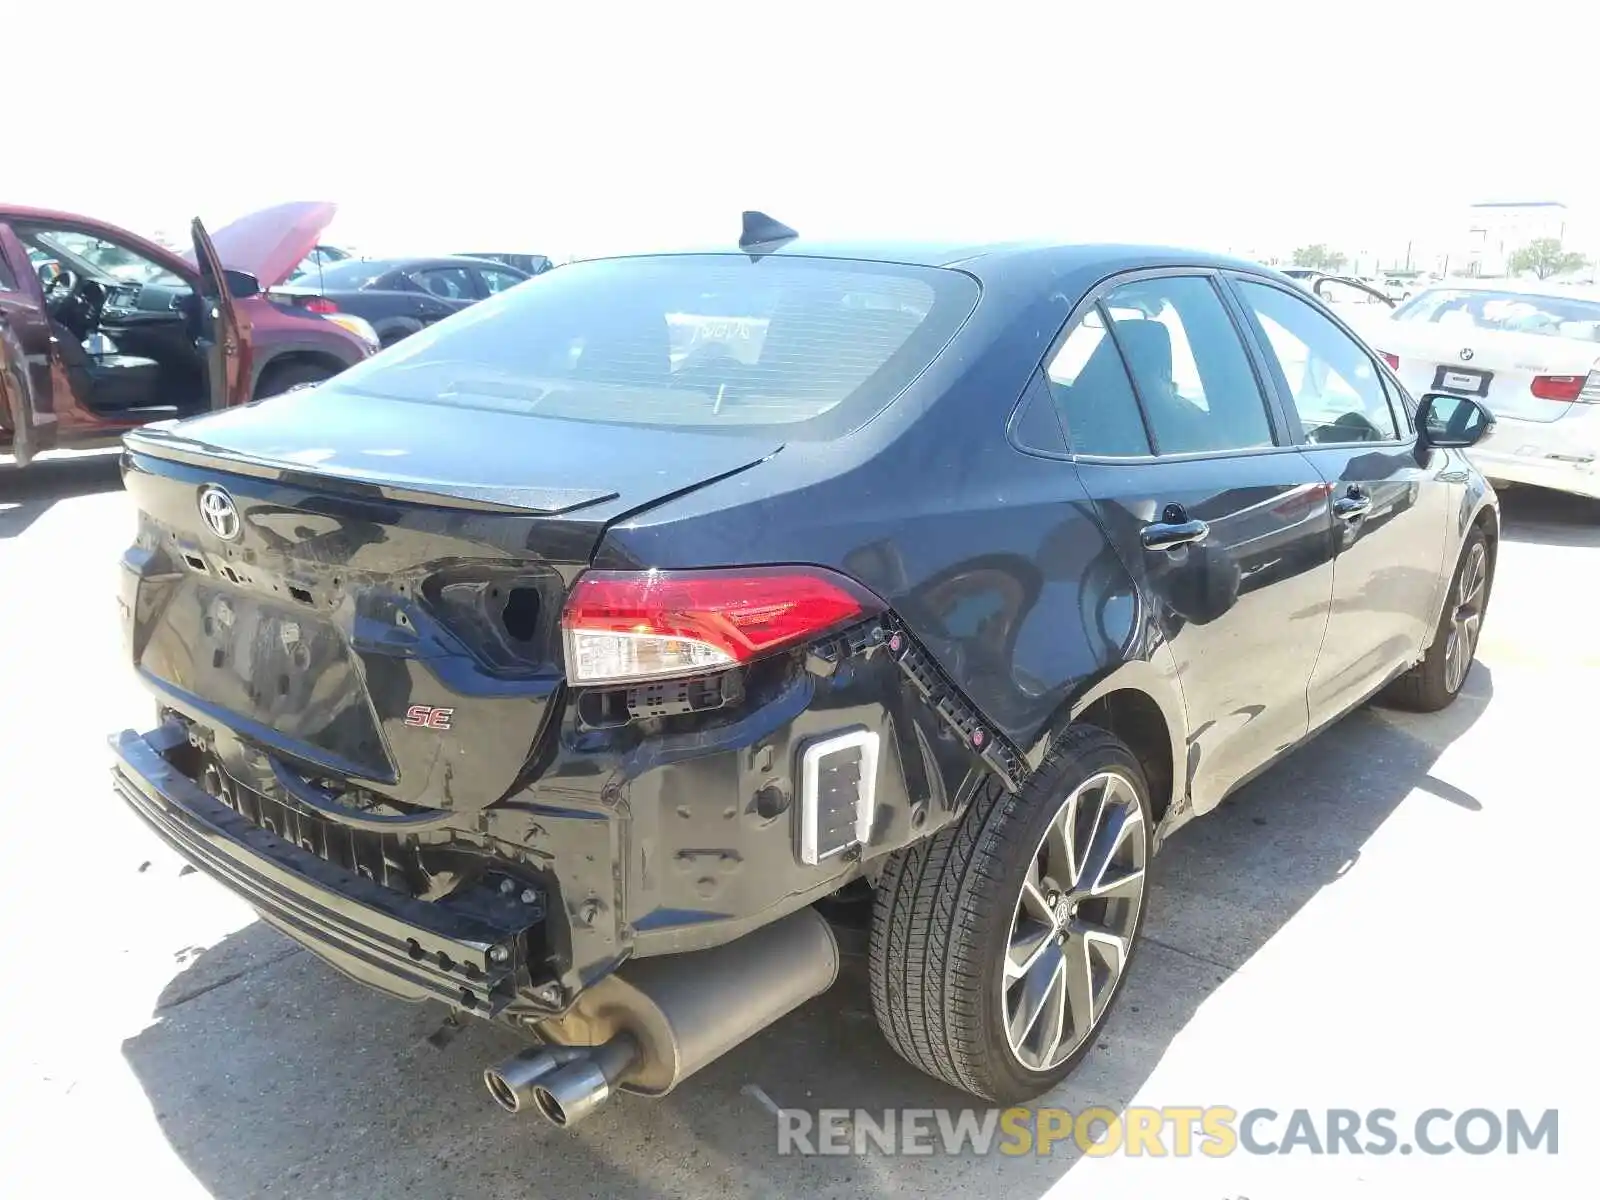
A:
[
  {"xmin": 302, "ymin": 296, "xmax": 340, "ymax": 314},
  {"xmin": 1378, "ymin": 351, "xmax": 1400, "ymax": 370},
  {"xmin": 1531, "ymin": 374, "xmax": 1586, "ymax": 402},
  {"xmin": 562, "ymin": 567, "xmax": 885, "ymax": 685}
]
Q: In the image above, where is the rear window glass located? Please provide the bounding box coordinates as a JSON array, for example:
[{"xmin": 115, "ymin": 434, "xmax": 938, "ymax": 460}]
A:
[
  {"xmin": 1393, "ymin": 288, "xmax": 1600, "ymax": 342},
  {"xmin": 320, "ymin": 254, "xmax": 979, "ymax": 440}
]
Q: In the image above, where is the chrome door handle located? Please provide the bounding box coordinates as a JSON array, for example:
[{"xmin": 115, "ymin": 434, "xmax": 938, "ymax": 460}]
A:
[
  {"xmin": 1333, "ymin": 492, "xmax": 1372, "ymax": 521},
  {"xmin": 1141, "ymin": 517, "xmax": 1210, "ymax": 551}
]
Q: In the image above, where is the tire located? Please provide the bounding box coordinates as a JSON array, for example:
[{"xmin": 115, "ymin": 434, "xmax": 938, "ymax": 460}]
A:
[
  {"xmin": 869, "ymin": 725, "xmax": 1153, "ymax": 1102},
  {"xmin": 254, "ymin": 360, "xmax": 338, "ymax": 400},
  {"xmin": 377, "ymin": 319, "xmax": 424, "ymax": 348},
  {"xmin": 1382, "ymin": 529, "xmax": 1490, "ymax": 712}
]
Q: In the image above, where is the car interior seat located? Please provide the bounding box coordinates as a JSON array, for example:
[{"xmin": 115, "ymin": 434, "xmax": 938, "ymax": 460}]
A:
[
  {"xmin": 1054, "ymin": 325, "xmax": 1153, "ymax": 455},
  {"xmin": 49, "ymin": 320, "xmax": 162, "ymax": 412},
  {"xmin": 1112, "ymin": 318, "xmax": 1218, "ymax": 452}
]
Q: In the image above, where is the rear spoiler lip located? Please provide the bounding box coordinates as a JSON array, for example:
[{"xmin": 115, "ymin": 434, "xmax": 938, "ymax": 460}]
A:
[{"xmin": 121, "ymin": 426, "xmax": 620, "ymax": 516}]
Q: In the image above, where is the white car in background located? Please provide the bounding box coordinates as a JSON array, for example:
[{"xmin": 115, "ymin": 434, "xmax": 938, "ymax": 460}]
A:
[{"xmin": 1368, "ymin": 284, "xmax": 1600, "ymax": 500}]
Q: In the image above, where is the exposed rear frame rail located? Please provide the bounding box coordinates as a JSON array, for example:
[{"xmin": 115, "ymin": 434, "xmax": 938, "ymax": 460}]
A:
[{"xmin": 840, "ymin": 618, "xmax": 1028, "ymax": 793}]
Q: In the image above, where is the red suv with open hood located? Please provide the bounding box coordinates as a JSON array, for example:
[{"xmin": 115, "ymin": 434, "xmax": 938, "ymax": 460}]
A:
[{"xmin": 1, "ymin": 200, "xmax": 376, "ymax": 467}]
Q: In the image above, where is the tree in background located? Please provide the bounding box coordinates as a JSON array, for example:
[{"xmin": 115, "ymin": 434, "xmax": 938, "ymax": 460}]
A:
[
  {"xmin": 1507, "ymin": 238, "xmax": 1588, "ymax": 281},
  {"xmin": 1292, "ymin": 244, "xmax": 1348, "ymax": 272}
]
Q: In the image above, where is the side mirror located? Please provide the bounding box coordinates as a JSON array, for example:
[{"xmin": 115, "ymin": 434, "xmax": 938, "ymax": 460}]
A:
[
  {"xmin": 1416, "ymin": 392, "xmax": 1495, "ymax": 449},
  {"xmin": 222, "ymin": 268, "xmax": 261, "ymax": 299}
]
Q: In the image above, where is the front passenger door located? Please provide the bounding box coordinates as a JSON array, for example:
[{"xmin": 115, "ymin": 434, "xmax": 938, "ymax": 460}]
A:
[
  {"xmin": 190, "ymin": 217, "xmax": 253, "ymax": 409},
  {"xmin": 1228, "ymin": 277, "xmax": 1452, "ymax": 728}
]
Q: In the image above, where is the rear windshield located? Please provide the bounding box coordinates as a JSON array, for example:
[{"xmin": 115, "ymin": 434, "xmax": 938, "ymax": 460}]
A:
[
  {"xmin": 319, "ymin": 254, "xmax": 980, "ymax": 440},
  {"xmin": 1393, "ymin": 288, "xmax": 1600, "ymax": 342}
]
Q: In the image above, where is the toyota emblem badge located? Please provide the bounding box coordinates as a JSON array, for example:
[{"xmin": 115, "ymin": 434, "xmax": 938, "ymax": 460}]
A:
[{"xmin": 198, "ymin": 485, "xmax": 242, "ymax": 541}]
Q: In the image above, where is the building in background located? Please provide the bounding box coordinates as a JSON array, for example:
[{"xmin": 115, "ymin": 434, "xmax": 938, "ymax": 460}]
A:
[{"xmin": 1460, "ymin": 201, "xmax": 1568, "ymax": 276}]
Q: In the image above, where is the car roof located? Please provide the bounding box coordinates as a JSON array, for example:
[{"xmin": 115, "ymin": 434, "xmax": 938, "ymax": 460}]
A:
[
  {"xmin": 389, "ymin": 255, "xmax": 527, "ymax": 273},
  {"xmin": 322, "ymin": 255, "xmax": 525, "ymax": 275},
  {"xmin": 591, "ymin": 236, "xmax": 1274, "ymax": 288}
]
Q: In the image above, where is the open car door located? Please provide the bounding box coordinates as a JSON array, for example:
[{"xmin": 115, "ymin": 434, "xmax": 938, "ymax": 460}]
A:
[
  {"xmin": 1312, "ymin": 275, "xmax": 1397, "ymax": 310},
  {"xmin": 0, "ymin": 222, "xmax": 57, "ymax": 465},
  {"xmin": 190, "ymin": 216, "xmax": 252, "ymax": 410}
]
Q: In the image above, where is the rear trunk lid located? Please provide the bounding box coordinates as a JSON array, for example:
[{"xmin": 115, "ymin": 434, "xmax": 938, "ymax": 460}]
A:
[
  {"xmin": 120, "ymin": 396, "xmax": 779, "ymax": 814},
  {"xmin": 1375, "ymin": 317, "xmax": 1600, "ymax": 424}
]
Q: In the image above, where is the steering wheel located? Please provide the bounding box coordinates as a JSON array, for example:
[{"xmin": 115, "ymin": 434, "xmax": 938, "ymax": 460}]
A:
[{"xmin": 45, "ymin": 265, "xmax": 81, "ymax": 304}]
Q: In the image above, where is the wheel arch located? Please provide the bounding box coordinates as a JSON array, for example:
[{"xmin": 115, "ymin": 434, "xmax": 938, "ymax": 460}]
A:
[
  {"xmin": 1425, "ymin": 493, "xmax": 1500, "ymax": 642},
  {"xmin": 250, "ymin": 348, "xmax": 351, "ymax": 399},
  {"xmin": 1470, "ymin": 500, "xmax": 1499, "ymax": 594},
  {"xmin": 373, "ymin": 316, "xmax": 425, "ymax": 345},
  {"xmin": 1026, "ymin": 657, "xmax": 1189, "ymax": 835}
]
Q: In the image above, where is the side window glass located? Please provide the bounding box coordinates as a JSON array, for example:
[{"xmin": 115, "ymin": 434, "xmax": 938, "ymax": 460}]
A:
[
  {"xmin": 0, "ymin": 247, "xmax": 16, "ymax": 291},
  {"xmin": 411, "ymin": 267, "xmax": 475, "ymax": 300},
  {"xmin": 1380, "ymin": 371, "xmax": 1413, "ymax": 435},
  {"xmin": 1235, "ymin": 280, "xmax": 1400, "ymax": 443},
  {"xmin": 1011, "ymin": 370, "xmax": 1069, "ymax": 454},
  {"xmin": 479, "ymin": 268, "xmax": 526, "ymax": 295},
  {"xmin": 1044, "ymin": 308, "xmax": 1151, "ymax": 456},
  {"xmin": 1102, "ymin": 276, "xmax": 1275, "ymax": 454}
]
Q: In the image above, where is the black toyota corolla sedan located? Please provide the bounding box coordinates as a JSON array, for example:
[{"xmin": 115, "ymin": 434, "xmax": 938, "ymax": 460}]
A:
[
  {"xmin": 109, "ymin": 216, "xmax": 1497, "ymax": 1123},
  {"xmin": 278, "ymin": 255, "xmax": 531, "ymax": 346}
]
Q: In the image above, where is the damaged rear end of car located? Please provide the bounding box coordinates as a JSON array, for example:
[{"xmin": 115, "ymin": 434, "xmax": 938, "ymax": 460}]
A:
[{"xmin": 109, "ymin": 244, "xmax": 1003, "ymax": 1124}]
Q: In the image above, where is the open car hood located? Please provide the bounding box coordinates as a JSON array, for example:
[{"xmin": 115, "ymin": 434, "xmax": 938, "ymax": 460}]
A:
[{"xmin": 181, "ymin": 201, "xmax": 337, "ymax": 288}]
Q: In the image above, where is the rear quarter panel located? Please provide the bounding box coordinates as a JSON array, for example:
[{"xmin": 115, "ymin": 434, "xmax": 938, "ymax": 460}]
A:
[{"xmin": 598, "ymin": 274, "xmax": 1190, "ymax": 807}]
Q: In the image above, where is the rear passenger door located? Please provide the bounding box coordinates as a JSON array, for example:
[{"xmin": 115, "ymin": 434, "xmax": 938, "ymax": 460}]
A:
[
  {"xmin": 1044, "ymin": 272, "xmax": 1337, "ymax": 813},
  {"xmin": 1227, "ymin": 276, "xmax": 1452, "ymax": 727}
]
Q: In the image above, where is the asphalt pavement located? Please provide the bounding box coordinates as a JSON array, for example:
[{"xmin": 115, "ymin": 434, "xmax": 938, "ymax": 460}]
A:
[{"xmin": 1, "ymin": 453, "xmax": 1594, "ymax": 1199}]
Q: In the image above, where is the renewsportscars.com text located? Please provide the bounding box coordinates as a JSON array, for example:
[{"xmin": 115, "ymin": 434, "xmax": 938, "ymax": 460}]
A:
[{"xmin": 775, "ymin": 1106, "xmax": 1559, "ymax": 1157}]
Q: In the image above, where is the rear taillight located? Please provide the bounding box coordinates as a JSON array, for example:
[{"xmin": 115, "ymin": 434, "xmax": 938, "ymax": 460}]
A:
[
  {"xmin": 302, "ymin": 296, "xmax": 340, "ymax": 314},
  {"xmin": 1530, "ymin": 374, "xmax": 1587, "ymax": 401},
  {"xmin": 562, "ymin": 567, "xmax": 884, "ymax": 686},
  {"xmin": 1578, "ymin": 368, "xmax": 1600, "ymax": 405},
  {"xmin": 1379, "ymin": 351, "xmax": 1400, "ymax": 370}
]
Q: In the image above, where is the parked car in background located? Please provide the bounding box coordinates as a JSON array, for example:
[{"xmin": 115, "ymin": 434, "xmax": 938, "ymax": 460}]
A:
[
  {"xmin": 274, "ymin": 255, "xmax": 531, "ymax": 347},
  {"xmin": 288, "ymin": 244, "xmax": 353, "ymax": 282},
  {"xmin": 2, "ymin": 201, "xmax": 376, "ymax": 467},
  {"xmin": 109, "ymin": 221, "xmax": 1499, "ymax": 1124},
  {"xmin": 1280, "ymin": 270, "xmax": 1397, "ymax": 311},
  {"xmin": 1381, "ymin": 276, "xmax": 1420, "ymax": 302},
  {"xmin": 1370, "ymin": 282, "xmax": 1600, "ymax": 499},
  {"xmin": 459, "ymin": 252, "xmax": 552, "ymax": 276},
  {"xmin": 1313, "ymin": 275, "xmax": 1397, "ymax": 311}
]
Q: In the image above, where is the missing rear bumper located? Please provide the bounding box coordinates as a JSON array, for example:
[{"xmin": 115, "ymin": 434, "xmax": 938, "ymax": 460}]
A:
[{"xmin": 110, "ymin": 724, "xmax": 540, "ymax": 1014}]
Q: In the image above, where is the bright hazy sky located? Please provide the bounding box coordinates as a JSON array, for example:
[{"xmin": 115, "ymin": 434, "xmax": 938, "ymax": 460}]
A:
[{"xmin": 12, "ymin": 2, "xmax": 1598, "ymax": 261}]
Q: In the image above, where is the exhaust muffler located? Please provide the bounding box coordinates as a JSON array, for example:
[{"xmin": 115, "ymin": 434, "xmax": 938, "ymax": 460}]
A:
[{"xmin": 485, "ymin": 907, "xmax": 838, "ymax": 1125}]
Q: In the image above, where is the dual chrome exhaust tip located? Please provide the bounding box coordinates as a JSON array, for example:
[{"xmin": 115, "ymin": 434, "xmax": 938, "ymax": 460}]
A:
[
  {"xmin": 482, "ymin": 908, "xmax": 842, "ymax": 1128},
  {"xmin": 483, "ymin": 1035, "xmax": 638, "ymax": 1127}
]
